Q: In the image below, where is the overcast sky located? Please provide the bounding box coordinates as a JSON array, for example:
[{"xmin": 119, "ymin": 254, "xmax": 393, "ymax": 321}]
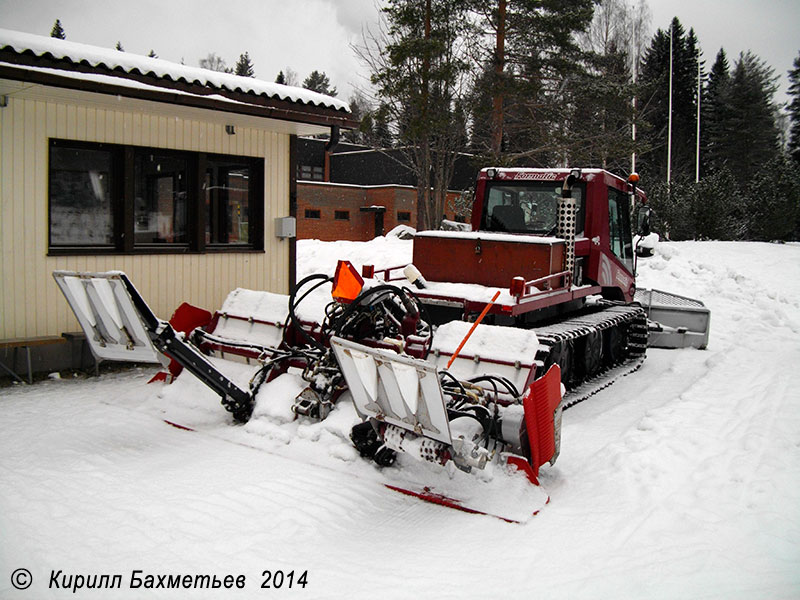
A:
[{"xmin": 1, "ymin": 0, "xmax": 797, "ymax": 106}]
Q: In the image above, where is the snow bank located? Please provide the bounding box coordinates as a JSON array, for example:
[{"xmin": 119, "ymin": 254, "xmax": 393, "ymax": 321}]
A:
[{"xmin": 296, "ymin": 236, "xmax": 412, "ymax": 281}]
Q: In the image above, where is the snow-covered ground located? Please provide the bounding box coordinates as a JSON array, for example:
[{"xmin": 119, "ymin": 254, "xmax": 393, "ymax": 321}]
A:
[{"xmin": 2, "ymin": 237, "xmax": 799, "ymax": 599}]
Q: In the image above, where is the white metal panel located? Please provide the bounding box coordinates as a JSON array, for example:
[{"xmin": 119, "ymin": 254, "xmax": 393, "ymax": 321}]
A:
[
  {"xmin": 52, "ymin": 271, "xmax": 160, "ymax": 363},
  {"xmin": 331, "ymin": 337, "xmax": 452, "ymax": 445}
]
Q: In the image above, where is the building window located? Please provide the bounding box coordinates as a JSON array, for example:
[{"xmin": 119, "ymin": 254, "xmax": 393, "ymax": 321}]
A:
[
  {"xmin": 135, "ymin": 151, "xmax": 188, "ymax": 245},
  {"xmin": 205, "ymin": 158, "xmax": 252, "ymax": 245},
  {"xmin": 49, "ymin": 143, "xmax": 118, "ymax": 247},
  {"xmin": 397, "ymin": 211, "xmax": 411, "ymax": 222},
  {"xmin": 334, "ymin": 210, "xmax": 350, "ymax": 220},
  {"xmin": 48, "ymin": 139, "xmax": 263, "ymax": 254},
  {"xmin": 304, "ymin": 209, "xmax": 321, "ymax": 219},
  {"xmin": 298, "ymin": 165, "xmax": 324, "ymax": 181}
]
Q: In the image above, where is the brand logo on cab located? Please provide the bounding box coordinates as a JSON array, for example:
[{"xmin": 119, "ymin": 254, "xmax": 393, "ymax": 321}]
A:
[{"xmin": 508, "ymin": 172, "xmax": 559, "ymax": 181}]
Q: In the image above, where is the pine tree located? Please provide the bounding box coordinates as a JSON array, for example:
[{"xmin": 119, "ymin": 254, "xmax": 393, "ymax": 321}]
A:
[
  {"xmin": 147, "ymin": 50, "xmax": 158, "ymax": 58},
  {"xmin": 115, "ymin": 41, "xmax": 124, "ymax": 52},
  {"xmin": 701, "ymin": 48, "xmax": 730, "ymax": 173},
  {"xmin": 651, "ymin": 49, "xmax": 788, "ymax": 242},
  {"xmin": 506, "ymin": 0, "xmax": 595, "ymax": 163},
  {"xmin": 302, "ymin": 71, "xmax": 337, "ymax": 96},
  {"xmin": 50, "ymin": 19, "xmax": 66, "ymax": 39},
  {"xmin": 677, "ymin": 28, "xmax": 702, "ymax": 178},
  {"xmin": 569, "ymin": 39, "xmax": 637, "ymax": 175},
  {"xmin": 638, "ymin": 18, "xmax": 701, "ymax": 183},
  {"xmin": 787, "ymin": 51, "xmax": 800, "ymax": 164},
  {"xmin": 467, "ymin": 63, "xmax": 495, "ymax": 153},
  {"xmin": 722, "ymin": 51, "xmax": 779, "ymax": 187},
  {"xmin": 466, "ymin": 0, "xmax": 596, "ymax": 163},
  {"xmin": 744, "ymin": 154, "xmax": 800, "ymax": 240},
  {"xmin": 692, "ymin": 167, "xmax": 743, "ymax": 240},
  {"xmin": 368, "ymin": 104, "xmax": 394, "ymax": 148},
  {"xmin": 234, "ymin": 52, "xmax": 255, "ymax": 77},
  {"xmin": 275, "ymin": 71, "xmax": 286, "ymax": 85},
  {"xmin": 364, "ymin": 0, "xmax": 472, "ymax": 229}
]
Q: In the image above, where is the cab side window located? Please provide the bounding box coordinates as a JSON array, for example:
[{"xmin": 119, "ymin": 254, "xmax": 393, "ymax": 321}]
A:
[{"xmin": 608, "ymin": 187, "xmax": 633, "ymax": 271}]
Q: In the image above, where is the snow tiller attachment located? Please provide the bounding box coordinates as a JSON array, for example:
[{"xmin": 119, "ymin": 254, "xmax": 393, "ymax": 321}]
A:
[
  {"xmin": 53, "ymin": 264, "xmax": 438, "ymax": 426},
  {"xmin": 53, "ymin": 267, "xmax": 565, "ymax": 520},
  {"xmin": 332, "ymin": 337, "xmax": 563, "ymax": 486}
]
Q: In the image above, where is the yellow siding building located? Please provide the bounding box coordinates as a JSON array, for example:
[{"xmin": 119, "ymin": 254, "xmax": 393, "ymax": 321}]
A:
[{"xmin": 0, "ymin": 29, "xmax": 354, "ymax": 375}]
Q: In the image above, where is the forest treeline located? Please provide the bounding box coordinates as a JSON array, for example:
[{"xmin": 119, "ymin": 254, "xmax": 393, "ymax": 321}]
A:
[
  {"xmin": 353, "ymin": 0, "xmax": 800, "ymax": 238},
  {"xmin": 50, "ymin": 3, "xmax": 800, "ymax": 239}
]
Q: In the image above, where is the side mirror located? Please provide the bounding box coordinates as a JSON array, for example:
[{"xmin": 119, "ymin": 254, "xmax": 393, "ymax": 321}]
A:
[{"xmin": 637, "ymin": 206, "xmax": 652, "ymax": 237}]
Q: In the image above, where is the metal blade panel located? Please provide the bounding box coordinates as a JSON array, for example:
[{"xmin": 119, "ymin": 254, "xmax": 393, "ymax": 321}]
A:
[{"xmin": 331, "ymin": 337, "xmax": 452, "ymax": 445}]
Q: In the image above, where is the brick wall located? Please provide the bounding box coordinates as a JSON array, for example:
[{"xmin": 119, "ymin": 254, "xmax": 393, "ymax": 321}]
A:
[{"xmin": 297, "ymin": 181, "xmax": 462, "ymax": 241}]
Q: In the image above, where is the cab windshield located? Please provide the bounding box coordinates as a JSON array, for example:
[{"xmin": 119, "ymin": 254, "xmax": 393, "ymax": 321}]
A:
[{"xmin": 481, "ymin": 181, "xmax": 584, "ymax": 236}]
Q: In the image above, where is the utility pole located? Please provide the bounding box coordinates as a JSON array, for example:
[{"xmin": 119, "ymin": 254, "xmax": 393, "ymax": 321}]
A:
[
  {"xmin": 695, "ymin": 58, "xmax": 701, "ymax": 183},
  {"xmin": 631, "ymin": 16, "xmax": 637, "ymax": 175},
  {"xmin": 667, "ymin": 21, "xmax": 673, "ymax": 185}
]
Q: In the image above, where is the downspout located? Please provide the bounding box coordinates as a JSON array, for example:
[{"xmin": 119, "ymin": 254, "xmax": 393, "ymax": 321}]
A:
[
  {"xmin": 289, "ymin": 135, "xmax": 298, "ymax": 292},
  {"xmin": 324, "ymin": 125, "xmax": 340, "ymax": 182}
]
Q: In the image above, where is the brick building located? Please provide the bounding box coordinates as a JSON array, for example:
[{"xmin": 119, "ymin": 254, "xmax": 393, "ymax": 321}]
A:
[{"xmin": 295, "ymin": 137, "xmax": 477, "ymax": 241}]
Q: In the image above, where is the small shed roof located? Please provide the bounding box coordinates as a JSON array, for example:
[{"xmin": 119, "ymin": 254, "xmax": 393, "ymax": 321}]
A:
[{"xmin": 0, "ymin": 28, "xmax": 356, "ymax": 129}]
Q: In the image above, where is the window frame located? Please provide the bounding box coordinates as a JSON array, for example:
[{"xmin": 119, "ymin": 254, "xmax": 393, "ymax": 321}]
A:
[
  {"xmin": 204, "ymin": 154, "xmax": 261, "ymax": 248},
  {"xmin": 47, "ymin": 139, "xmax": 264, "ymax": 256},
  {"xmin": 133, "ymin": 147, "xmax": 192, "ymax": 249},
  {"xmin": 298, "ymin": 164, "xmax": 324, "ymax": 181},
  {"xmin": 481, "ymin": 181, "xmax": 586, "ymax": 236},
  {"xmin": 607, "ymin": 186, "xmax": 634, "ymax": 271},
  {"xmin": 48, "ymin": 139, "xmax": 124, "ymax": 251}
]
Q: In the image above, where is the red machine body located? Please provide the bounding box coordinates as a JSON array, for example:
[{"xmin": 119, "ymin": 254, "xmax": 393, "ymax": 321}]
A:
[
  {"xmin": 410, "ymin": 168, "xmax": 643, "ymax": 325},
  {"xmin": 472, "ymin": 168, "xmax": 640, "ymax": 302}
]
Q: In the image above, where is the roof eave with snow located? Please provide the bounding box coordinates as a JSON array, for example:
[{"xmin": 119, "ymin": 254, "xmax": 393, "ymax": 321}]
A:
[{"xmin": 0, "ymin": 28, "xmax": 358, "ymax": 130}]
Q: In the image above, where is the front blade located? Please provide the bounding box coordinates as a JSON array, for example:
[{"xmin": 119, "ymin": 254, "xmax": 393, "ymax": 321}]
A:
[{"xmin": 53, "ymin": 270, "xmax": 160, "ymax": 363}]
